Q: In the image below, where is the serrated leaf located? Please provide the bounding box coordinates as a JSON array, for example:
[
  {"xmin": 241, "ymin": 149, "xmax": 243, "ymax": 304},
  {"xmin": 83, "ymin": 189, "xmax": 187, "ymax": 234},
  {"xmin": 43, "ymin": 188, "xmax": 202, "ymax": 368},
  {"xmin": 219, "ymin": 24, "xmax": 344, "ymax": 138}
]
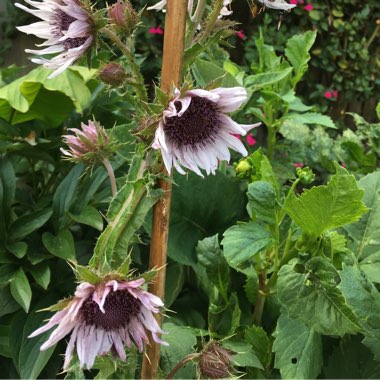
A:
[
  {"xmin": 247, "ymin": 181, "xmax": 277, "ymax": 224},
  {"xmin": 273, "ymin": 314, "xmax": 323, "ymax": 379},
  {"xmin": 285, "ymin": 31, "xmax": 317, "ymax": 84},
  {"xmin": 283, "ymin": 112, "xmax": 336, "ymax": 129},
  {"xmin": 222, "ymin": 222, "xmax": 273, "ymax": 273},
  {"xmin": 10, "ymin": 209, "xmax": 52, "ymax": 240},
  {"xmin": 245, "ymin": 68, "xmax": 293, "ymax": 90},
  {"xmin": 10, "ymin": 268, "xmax": 32, "ymax": 312},
  {"xmin": 69, "ymin": 205, "xmax": 103, "ymax": 231},
  {"xmin": 245, "ymin": 326, "xmax": 271, "ymax": 368},
  {"xmin": 277, "ymin": 257, "xmax": 362, "ymax": 336},
  {"xmin": 74, "ymin": 265, "xmax": 102, "ymax": 284},
  {"xmin": 222, "ymin": 340, "xmax": 263, "ymax": 369},
  {"xmin": 42, "ymin": 229, "xmax": 76, "ymax": 261},
  {"xmin": 343, "ymin": 171, "xmax": 380, "ymax": 262},
  {"xmin": 284, "ymin": 164, "xmax": 368, "ymax": 237}
]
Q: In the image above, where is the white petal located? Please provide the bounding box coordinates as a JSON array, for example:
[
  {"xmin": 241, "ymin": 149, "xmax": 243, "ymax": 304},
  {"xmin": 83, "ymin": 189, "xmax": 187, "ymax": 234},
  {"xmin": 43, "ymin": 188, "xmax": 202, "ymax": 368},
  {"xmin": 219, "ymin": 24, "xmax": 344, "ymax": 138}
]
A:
[
  {"xmin": 219, "ymin": 131, "xmax": 248, "ymax": 156},
  {"xmin": 219, "ymin": 113, "xmax": 247, "ymax": 135},
  {"xmin": 211, "ymin": 87, "xmax": 248, "ymax": 112},
  {"xmin": 186, "ymin": 89, "xmax": 220, "ymax": 103},
  {"xmin": 112, "ymin": 330, "xmax": 126, "ymax": 361},
  {"xmin": 63, "ymin": 325, "xmax": 79, "ymax": 370},
  {"xmin": 147, "ymin": 0, "xmax": 167, "ymax": 11},
  {"xmin": 25, "ymin": 45, "xmax": 64, "ymax": 55}
]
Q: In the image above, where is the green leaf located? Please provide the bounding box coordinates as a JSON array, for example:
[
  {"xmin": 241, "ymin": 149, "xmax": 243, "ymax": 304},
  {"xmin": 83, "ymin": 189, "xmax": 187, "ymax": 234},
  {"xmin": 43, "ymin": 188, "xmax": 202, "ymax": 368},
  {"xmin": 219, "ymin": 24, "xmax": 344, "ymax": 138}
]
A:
[
  {"xmin": 74, "ymin": 265, "xmax": 102, "ymax": 284},
  {"xmin": 343, "ymin": 171, "xmax": 380, "ymax": 262},
  {"xmin": 160, "ymin": 323, "xmax": 197, "ymax": 379},
  {"xmin": 0, "ymin": 325, "xmax": 11, "ymax": 357},
  {"xmin": 42, "ymin": 229, "xmax": 76, "ymax": 261},
  {"xmin": 69, "ymin": 206, "xmax": 103, "ymax": 231},
  {"xmin": 245, "ymin": 68, "xmax": 293, "ymax": 90},
  {"xmin": 10, "ymin": 209, "xmax": 52, "ymax": 240},
  {"xmin": 273, "ymin": 314, "xmax": 323, "ymax": 379},
  {"xmin": 284, "ymin": 164, "xmax": 368, "ymax": 237},
  {"xmin": 165, "ymin": 262, "xmax": 185, "ymax": 308},
  {"xmin": 29, "ymin": 262, "xmax": 51, "ymax": 290},
  {"xmin": 222, "ymin": 340, "xmax": 263, "ymax": 369},
  {"xmin": 10, "ymin": 268, "xmax": 32, "ymax": 313},
  {"xmin": 285, "ymin": 31, "xmax": 317, "ymax": 85},
  {"xmin": 0, "ymin": 157, "xmax": 16, "ymax": 239},
  {"xmin": 222, "ymin": 222, "xmax": 273, "ymax": 273},
  {"xmin": 247, "ymin": 181, "xmax": 277, "ymax": 224},
  {"xmin": 0, "ymin": 286, "xmax": 20, "ymax": 317},
  {"xmin": 192, "ymin": 58, "xmax": 239, "ymax": 88},
  {"xmin": 245, "ymin": 326, "xmax": 271, "ymax": 368},
  {"xmin": 52, "ymin": 164, "xmax": 84, "ymax": 230},
  {"xmin": 338, "ymin": 264, "xmax": 380, "ymax": 333},
  {"xmin": 283, "ymin": 112, "xmax": 336, "ymax": 129},
  {"xmin": 277, "ymin": 257, "xmax": 362, "ymax": 336},
  {"xmin": 6, "ymin": 241, "xmax": 28, "ymax": 258},
  {"xmin": 168, "ymin": 171, "xmax": 246, "ymax": 266}
]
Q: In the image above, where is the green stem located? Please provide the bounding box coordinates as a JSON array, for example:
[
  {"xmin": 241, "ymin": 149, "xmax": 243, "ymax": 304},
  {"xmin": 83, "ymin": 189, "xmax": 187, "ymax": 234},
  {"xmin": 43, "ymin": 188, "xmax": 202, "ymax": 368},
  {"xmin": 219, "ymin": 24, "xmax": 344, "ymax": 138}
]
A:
[
  {"xmin": 186, "ymin": 0, "xmax": 207, "ymax": 47},
  {"xmin": 166, "ymin": 353, "xmax": 200, "ymax": 379},
  {"xmin": 102, "ymin": 158, "xmax": 117, "ymax": 197},
  {"xmin": 278, "ymin": 178, "xmax": 300, "ymax": 225},
  {"xmin": 102, "ymin": 28, "xmax": 148, "ymax": 102},
  {"xmin": 267, "ymin": 125, "xmax": 276, "ymax": 160},
  {"xmin": 198, "ymin": 0, "xmax": 223, "ymax": 44},
  {"xmin": 366, "ymin": 24, "xmax": 379, "ymax": 49},
  {"xmin": 253, "ymin": 271, "xmax": 267, "ymax": 326}
]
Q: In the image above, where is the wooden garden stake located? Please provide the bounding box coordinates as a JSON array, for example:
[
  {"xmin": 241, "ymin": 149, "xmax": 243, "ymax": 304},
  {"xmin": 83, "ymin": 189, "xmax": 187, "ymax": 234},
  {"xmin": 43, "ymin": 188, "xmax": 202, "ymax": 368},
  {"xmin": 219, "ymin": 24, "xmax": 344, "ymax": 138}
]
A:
[{"xmin": 141, "ymin": 0, "xmax": 187, "ymax": 378}]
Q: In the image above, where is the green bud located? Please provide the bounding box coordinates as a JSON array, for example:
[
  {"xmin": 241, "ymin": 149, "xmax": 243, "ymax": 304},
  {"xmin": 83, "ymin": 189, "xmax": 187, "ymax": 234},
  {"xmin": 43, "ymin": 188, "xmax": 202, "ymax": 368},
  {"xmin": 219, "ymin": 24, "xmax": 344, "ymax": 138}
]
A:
[
  {"xmin": 296, "ymin": 166, "xmax": 315, "ymax": 184},
  {"xmin": 235, "ymin": 159, "xmax": 251, "ymax": 176}
]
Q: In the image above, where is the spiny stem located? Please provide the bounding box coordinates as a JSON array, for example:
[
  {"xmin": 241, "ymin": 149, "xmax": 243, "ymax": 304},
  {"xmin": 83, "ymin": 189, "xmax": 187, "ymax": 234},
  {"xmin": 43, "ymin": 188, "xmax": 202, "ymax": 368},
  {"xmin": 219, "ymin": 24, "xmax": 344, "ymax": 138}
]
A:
[
  {"xmin": 186, "ymin": 0, "xmax": 207, "ymax": 47},
  {"xmin": 199, "ymin": 0, "xmax": 223, "ymax": 44},
  {"xmin": 102, "ymin": 158, "xmax": 117, "ymax": 197},
  {"xmin": 102, "ymin": 27, "xmax": 148, "ymax": 102}
]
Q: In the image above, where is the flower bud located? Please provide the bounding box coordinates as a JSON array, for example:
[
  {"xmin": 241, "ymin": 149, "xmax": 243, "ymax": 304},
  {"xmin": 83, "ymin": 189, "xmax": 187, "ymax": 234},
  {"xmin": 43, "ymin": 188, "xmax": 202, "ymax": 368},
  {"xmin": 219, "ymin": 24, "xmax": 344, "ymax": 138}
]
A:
[
  {"xmin": 296, "ymin": 166, "xmax": 315, "ymax": 184},
  {"xmin": 108, "ymin": 0, "xmax": 138, "ymax": 34},
  {"xmin": 235, "ymin": 159, "xmax": 252, "ymax": 178},
  {"xmin": 198, "ymin": 341, "xmax": 234, "ymax": 379},
  {"xmin": 98, "ymin": 63, "xmax": 126, "ymax": 87}
]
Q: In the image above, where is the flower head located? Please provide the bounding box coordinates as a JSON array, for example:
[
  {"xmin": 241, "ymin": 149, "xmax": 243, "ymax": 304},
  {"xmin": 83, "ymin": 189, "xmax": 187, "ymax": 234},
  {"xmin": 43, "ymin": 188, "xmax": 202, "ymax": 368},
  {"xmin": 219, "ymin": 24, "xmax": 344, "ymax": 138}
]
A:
[
  {"xmin": 15, "ymin": 0, "xmax": 94, "ymax": 78},
  {"xmin": 148, "ymin": 26, "xmax": 164, "ymax": 35},
  {"xmin": 29, "ymin": 278, "xmax": 167, "ymax": 370},
  {"xmin": 258, "ymin": 0, "xmax": 296, "ymax": 11},
  {"xmin": 108, "ymin": 0, "xmax": 138, "ymax": 34},
  {"xmin": 236, "ymin": 29, "xmax": 246, "ymax": 40},
  {"xmin": 98, "ymin": 63, "xmax": 126, "ymax": 87},
  {"xmin": 152, "ymin": 87, "xmax": 260, "ymax": 176},
  {"xmin": 304, "ymin": 3, "xmax": 314, "ymax": 11},
  {"xmin": 61, "ymin": 120, "xmax": 115, "ymax": 164}
]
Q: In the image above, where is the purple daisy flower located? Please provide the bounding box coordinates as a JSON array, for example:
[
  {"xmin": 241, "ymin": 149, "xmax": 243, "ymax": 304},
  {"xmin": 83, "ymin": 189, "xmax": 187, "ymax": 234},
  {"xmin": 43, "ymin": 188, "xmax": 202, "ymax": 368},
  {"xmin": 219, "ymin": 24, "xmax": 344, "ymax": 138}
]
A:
[
  {"xmin": 15, "ymin": 0, "xmax": 94, "ymax": 78},
  {"xmin": 152, "ymin": 87, "xmax": 260, "ymax": 176},
  {"xmin": 29, "ymin": 278, "xmax": 167, "ymax": 370}
]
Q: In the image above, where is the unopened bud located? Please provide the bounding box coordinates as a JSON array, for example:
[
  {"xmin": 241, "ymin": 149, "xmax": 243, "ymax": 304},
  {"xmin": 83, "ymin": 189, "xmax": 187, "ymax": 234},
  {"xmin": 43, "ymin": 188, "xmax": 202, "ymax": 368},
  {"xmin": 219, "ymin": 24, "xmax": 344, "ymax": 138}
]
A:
[
  {"xmin": 98, "ymin": 63, "xmax": 126, "ymax": 87},
  {"xmin": 198, "ymin": 341, "xmax": 234, "ymax": 379},
  {"xmin": 236, "ymin": 159, "xmax": 251, "ymax": 174},
  {"xmin": 108, "ymin": 0, "xmax": 138, "ymax": 34},
  {"xmin": 296, "ymin": 166, "xmax": 315, "ymax": 184}
]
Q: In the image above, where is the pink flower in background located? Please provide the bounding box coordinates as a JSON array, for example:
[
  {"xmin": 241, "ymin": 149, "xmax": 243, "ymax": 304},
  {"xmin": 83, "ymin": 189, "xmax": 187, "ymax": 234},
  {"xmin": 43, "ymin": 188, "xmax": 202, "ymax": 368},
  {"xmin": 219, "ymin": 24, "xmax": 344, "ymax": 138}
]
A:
[
  {"xmin": 341, "ymin": 162, "xmax": 347, "ymax": 168},
  {"xmin": 304, "ymin": 4, "xmax": 314, "ymax": 11},
  {"xmin": 324, "ymin": 91, "xmax": 333, "ymax": 99},
  {"xmin": 149, "ymin": 26, "xmax": 164, "ymax": 35},
  {"xmin": 232, "ymin": 134, "xmax": 242, "ymax": 140},
  {"xmin": 289, "ymin": 0, "xmax": 298, "ymax": 4},
  {"xmin": 294, "ymin": 162, "xmax": 304, "ymax": 168},
  {"xmin": 332, "ymin": 90, "xmax": 339, "ymax": 98},
  {"xmin": 246, "ymin": 134, "xmax": 257, "ymax": 146},
  {"xmin": 29, "ymin": 279, "xmax": 167, "ymax": 370},
  {"xmin": 236, "ymin": 30, "xmax": 246, "ymax": 40}
]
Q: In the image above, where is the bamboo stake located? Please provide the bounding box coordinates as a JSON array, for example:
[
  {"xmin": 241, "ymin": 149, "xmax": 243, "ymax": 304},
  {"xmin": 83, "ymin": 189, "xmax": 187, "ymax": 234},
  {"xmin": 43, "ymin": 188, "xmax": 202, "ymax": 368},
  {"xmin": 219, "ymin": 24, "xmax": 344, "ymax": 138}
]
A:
[{"xmin": 141, "ymin": 1, "xmax": 187, "ymax": 378}]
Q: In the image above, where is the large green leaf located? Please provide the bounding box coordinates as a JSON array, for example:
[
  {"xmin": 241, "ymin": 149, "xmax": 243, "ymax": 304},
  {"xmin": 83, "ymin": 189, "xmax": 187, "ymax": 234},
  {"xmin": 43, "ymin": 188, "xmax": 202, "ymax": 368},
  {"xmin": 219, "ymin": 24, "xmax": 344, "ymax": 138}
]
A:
[
  {"xmin": 9, "ymin": 209, "xmax": 52, "ymax": 240},
  {"xmin": 42, "ymin": 229, "xmax": 76, "ymax": 261},
  {"xmin": 247, "ymin": 181, "xmax": 277, "ymax": 225},
  {"xmin": 277, "ymin": 257, "xmax": 362, "ymax": 336},
  {"xmin": 0, "ymin": 66, "xmax": 93, "ymax": 125},
  {"xmin": 10, "ymin": 268, "xmax": 32, "ymax": 313},
  {"xmin": 245, "ymin": 326, "xmax": 271, "ymax": 369},
  {"xmin": 0, "ymin": 287, "xmax": 20, "ymax": 317},
  {"xmin": 273, "ymin": 314, "xmax": 323, "ymax": 379},
  {"xmin": 285, "ymin": 30, "xmax": 317, "ymax": 85},
  {"xmin": 282, "ymin": 112, "xmax": 336, "ymax": 129},
  {"xmin": 52, "ymin": 165, "xmax": 84, "ymax": 230},
  {"xmin": 222, "ymin": 222, "xmax": 273, "ymax": 273},
  {"xmin": 0, "ymin": 157, "xmax": 16, "ymax": 239},
  {"xmin": 160, "ymin": 323, "xmax": 197, "ymax": 379},
  {"xmin": 245, "ymin": 68, "xmax": 293, "ymax": 90},
  {"xmin": 69, "ymin": 206, "xmax": 103, "ymax": 231},
  {"xmin": 168, "ymin": 171, "xmax": 246, "ymax": 265},
  {"xmin": 222, "ymin": 340, "xmax": 263, "ymax": 369},
  {"xmin": 284, "ymin": 165, "xmax": 368, "ymax": 237},
  {"xmin": 29, "ymin": 262, "xmax": 51, "ymax": 290},
  {"xmin": 343, "ymin": 171, "xmax": 380, "ymax": 263}
]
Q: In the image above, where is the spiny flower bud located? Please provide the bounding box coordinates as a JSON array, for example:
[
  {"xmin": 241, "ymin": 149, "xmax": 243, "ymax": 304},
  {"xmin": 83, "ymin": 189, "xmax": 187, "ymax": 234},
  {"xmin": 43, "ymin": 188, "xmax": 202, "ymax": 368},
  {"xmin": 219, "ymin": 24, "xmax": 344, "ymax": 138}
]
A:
[
  {"xmin": 198, "ymin": 341, "xmax": 234, "ymax": 379},
  {"xmin": 98, "ymin": 63, "xmax": 126, "ymax": 87},
  {"xmin": 108, "ymin": 0, "xmax": 138, "ymax": 34},
  {"xmin": 296, "ymin": 166, "xmax": 315, "ymax": 184}
]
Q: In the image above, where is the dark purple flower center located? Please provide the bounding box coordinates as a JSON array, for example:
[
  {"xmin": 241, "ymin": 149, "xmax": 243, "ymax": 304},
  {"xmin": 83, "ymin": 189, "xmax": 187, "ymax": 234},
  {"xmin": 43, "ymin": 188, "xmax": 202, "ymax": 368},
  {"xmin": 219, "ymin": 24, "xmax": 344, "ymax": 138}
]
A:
[
  {"xmin": 163, "ymin": 96, "xmax": 221, "ymax": 148},
  {"xmin": 53, "ymin": 9, "xmax": 88, "ymax": 50},
  {"xmin": 80, "ymin": 290, "xmax": 141, "ymax": 330}
]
